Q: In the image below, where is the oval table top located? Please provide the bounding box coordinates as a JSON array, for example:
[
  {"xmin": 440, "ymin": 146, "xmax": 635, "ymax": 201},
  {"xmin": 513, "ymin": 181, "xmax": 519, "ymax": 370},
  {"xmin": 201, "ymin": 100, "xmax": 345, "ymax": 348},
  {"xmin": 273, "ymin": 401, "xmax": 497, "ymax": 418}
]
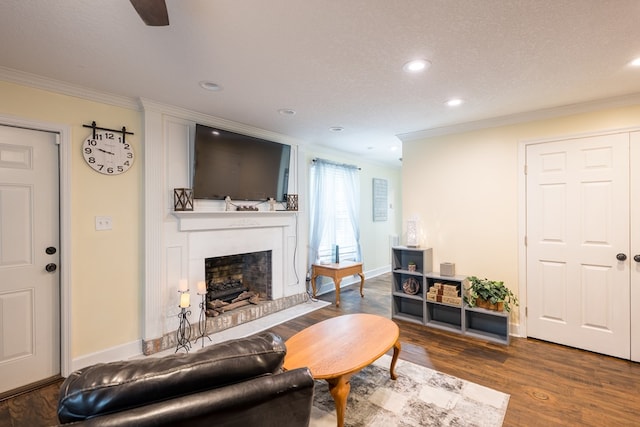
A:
[{"xmin": 283, "ymin": 313, "xmax": 400, "ymax": 379}]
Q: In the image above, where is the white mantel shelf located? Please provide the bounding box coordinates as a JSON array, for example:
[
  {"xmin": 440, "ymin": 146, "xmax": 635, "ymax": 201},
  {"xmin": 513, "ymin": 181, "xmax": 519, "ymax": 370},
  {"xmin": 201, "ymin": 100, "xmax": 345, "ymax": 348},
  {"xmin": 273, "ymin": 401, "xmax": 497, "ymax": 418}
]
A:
[{"xmin": 172, "ymin": 210, "xmax": 298, "ymax": 231}]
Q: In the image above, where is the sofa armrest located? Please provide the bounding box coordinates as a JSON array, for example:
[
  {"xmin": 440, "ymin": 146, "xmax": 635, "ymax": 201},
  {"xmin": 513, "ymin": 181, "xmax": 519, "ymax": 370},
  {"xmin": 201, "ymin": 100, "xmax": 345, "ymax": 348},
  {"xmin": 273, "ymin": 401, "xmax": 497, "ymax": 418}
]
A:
[
  {"xmin": 59, "ymin": 332, "xmax": 287, "ymax": 423},
  {"xmin": 58, "ymin": 368, "xmax": 315, "ymax": 427}
]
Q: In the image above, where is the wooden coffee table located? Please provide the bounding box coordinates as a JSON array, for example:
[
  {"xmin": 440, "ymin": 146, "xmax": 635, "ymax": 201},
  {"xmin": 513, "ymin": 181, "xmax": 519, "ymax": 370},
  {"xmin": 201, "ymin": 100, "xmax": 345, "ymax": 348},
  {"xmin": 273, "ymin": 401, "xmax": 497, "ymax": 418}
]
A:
[{"xmin": 283, "ymin": 314, "xmax": 401, "ymax": 427}]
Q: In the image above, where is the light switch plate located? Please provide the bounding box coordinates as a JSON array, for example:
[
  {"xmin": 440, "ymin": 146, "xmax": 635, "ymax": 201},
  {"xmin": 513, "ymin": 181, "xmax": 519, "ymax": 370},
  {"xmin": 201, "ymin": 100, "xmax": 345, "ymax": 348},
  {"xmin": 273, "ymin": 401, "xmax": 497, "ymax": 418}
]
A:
[{"xmin": 95, "ymin": 216, "xmax": 112, "ymax": 231}]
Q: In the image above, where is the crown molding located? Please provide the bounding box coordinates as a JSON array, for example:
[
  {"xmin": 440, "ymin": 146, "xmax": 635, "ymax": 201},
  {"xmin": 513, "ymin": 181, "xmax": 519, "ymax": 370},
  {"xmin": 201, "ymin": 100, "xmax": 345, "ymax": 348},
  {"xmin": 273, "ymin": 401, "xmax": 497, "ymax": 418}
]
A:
[
  {"xmin": 0, "ymin": 66, "xmax": 140, "ymax": 111},
  {"xmin": 397, "ymin": 92, "xmax": 640, "ymax": 142},
  {"xmin": 138, "ymin": 97, "xmax": 306, "ymax": 147}
]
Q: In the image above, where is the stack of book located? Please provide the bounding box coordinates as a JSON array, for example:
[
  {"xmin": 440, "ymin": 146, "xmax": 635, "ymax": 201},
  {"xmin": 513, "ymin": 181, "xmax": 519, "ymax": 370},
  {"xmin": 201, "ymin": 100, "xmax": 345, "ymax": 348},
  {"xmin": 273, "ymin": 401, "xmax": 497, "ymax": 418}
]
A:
[{"xmin": 426, "ymin": 282, "xmax": 462, "ymax": 305}]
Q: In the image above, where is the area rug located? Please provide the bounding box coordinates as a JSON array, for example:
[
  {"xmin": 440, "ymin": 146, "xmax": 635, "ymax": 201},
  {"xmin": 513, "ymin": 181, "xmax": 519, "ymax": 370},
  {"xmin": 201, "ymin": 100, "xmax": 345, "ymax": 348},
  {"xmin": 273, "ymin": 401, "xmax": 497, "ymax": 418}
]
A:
[{"xmin": 310, "ymin": 354, "xmax": 509, "ymax": 427}]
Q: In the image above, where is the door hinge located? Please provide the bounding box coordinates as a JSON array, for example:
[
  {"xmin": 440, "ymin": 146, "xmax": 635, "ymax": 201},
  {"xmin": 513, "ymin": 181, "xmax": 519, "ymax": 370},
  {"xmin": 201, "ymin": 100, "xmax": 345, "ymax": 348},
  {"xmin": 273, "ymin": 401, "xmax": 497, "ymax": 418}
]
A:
[
  {"xmin": 524, "ymin": 235, "xmax": 527, "ymax": 246},
  {"xmin": 524, "ymin": 164, "xmax": 527, "ymax": 175},
  {"xmin": 525, "ymin": 306, "xmax": 528, "ymax": 317}
]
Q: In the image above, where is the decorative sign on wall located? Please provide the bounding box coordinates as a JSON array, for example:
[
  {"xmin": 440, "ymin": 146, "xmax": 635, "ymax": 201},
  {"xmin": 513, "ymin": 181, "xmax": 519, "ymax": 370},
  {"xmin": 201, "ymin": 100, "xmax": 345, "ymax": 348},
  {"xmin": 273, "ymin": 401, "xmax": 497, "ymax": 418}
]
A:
[{"xmin": 372, "ymin": 178, "xmax": 388, "ymax": 222}]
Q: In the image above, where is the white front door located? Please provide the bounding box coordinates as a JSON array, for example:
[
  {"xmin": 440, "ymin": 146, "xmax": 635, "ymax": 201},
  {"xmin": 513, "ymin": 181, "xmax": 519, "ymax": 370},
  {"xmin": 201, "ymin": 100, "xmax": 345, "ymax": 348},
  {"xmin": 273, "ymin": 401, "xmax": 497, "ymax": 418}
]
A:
[
  {"xmin": 0, "ymin": 125, "xmax": 60, "ymax": 394},
  {"xmin": 526, "ymin": 133, "xmax": 630, "ymax": 359}
]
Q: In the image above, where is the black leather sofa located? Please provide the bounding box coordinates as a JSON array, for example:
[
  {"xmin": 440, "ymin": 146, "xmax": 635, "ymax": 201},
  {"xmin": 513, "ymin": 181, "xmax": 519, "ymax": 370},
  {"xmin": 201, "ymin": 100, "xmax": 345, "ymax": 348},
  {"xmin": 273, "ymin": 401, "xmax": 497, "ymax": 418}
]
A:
[{"xmin": 57, "ymin": 332, "xmax": 315, "ymax": 426}]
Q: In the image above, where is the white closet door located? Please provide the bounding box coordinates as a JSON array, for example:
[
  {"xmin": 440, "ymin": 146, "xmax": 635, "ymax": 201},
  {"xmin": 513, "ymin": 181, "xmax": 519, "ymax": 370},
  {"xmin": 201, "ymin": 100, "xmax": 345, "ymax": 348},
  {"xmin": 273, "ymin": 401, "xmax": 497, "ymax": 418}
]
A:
[
  {"xmin": 526, "ymin": 133, "xmax": 630, "ymax": 359},
  {"xmin": 631, "ymin": 131, "xmax": 640, "ymax": 363}
]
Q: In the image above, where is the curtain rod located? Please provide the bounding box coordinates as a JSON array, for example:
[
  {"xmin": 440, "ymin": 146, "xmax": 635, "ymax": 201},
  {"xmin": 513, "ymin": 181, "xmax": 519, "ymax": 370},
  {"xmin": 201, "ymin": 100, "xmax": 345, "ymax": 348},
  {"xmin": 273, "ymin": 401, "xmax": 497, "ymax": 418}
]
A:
[{"xmin": 312, "ymin": 158, "xmax": 361, "ymax": 170}]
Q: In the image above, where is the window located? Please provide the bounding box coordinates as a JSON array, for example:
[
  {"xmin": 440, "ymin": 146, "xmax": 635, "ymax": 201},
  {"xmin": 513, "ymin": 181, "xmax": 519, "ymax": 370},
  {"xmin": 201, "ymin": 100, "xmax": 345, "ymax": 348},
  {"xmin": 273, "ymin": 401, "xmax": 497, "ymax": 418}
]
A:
[{"xmin": 309, "ymin": 159, "xmax": 361, "ymax": 267}]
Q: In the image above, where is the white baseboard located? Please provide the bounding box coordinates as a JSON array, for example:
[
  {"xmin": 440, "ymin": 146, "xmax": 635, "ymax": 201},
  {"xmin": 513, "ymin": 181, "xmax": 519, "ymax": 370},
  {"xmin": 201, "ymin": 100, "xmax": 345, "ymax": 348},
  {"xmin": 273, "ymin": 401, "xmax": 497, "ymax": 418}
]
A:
[
  {"xmin": 509, "ymin": 322, "xmax": 523, "ymax": 338},
  {"xmin": 71, "ymin": 339, "xmax": 142, "ymax": 372}
]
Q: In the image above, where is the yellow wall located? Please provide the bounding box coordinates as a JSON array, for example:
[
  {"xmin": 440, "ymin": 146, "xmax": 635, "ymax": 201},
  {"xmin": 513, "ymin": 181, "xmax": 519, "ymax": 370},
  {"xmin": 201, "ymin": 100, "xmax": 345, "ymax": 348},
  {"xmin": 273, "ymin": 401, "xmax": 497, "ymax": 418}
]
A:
[
  {"xmin": 0, "ymin": 81, "xmax": 142, "ymax": 358},
  {"xmin": 403, "ymin": 104, "xmax": 640, "ymax": 324}
]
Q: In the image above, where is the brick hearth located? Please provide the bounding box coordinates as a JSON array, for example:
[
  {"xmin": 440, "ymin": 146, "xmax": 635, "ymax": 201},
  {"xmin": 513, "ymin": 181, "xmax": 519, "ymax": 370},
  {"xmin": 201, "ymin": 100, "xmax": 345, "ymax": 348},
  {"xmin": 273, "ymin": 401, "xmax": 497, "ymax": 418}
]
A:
[{"xmin": 142, "ymin": 292, "xmax": 307, "ymax": 355}]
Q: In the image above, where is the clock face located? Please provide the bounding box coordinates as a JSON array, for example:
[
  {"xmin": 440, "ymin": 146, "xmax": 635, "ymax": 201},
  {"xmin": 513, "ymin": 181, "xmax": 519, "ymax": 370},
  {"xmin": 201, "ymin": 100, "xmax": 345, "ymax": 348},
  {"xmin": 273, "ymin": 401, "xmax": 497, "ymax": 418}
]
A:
[{"xmin": 82, "ymin": 130, "xmax": 134, "ymax": 175}]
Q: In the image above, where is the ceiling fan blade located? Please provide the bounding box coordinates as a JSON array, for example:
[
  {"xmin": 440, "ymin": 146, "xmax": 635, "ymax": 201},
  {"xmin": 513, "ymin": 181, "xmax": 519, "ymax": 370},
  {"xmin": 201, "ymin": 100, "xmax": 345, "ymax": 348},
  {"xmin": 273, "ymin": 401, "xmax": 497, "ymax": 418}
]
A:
[{"xmin": 130, "ymin": 0, "xmax": 169, "ymax": 26}]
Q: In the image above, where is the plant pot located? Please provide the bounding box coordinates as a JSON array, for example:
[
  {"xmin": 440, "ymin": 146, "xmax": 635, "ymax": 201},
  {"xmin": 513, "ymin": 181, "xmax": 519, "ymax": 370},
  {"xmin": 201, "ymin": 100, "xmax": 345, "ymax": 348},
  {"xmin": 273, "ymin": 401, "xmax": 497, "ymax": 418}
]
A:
[
  {"xmin": 408, "ymin": 264, "xmax": 416, "ymax": 272},
  {"xmin": 476, "ymin": 298, "xmax": 504, "ymax": 312}
]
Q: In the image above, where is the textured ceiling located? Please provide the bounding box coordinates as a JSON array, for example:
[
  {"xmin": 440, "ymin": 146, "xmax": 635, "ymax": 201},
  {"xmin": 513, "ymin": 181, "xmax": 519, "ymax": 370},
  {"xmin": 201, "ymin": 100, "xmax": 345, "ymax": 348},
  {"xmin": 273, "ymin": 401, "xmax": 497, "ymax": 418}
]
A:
[{"xmin": 1, "ymin": 0, "xmax": 640, "ymax": 166}]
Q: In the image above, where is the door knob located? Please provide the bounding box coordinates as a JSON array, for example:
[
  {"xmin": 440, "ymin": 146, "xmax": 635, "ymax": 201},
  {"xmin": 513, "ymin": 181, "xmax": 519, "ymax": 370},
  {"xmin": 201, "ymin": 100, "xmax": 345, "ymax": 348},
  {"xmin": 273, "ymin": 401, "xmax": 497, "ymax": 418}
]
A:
[
  {"xmin": 45, "ymin": 246, "xmax": 57, "ymax": 255},
  {"xmin": 45, "ymin": 263, "xmax": 57, "ymax": 273},
  {"xmin": 634, "ymin": 254, "xmax": 640, "ymax": 263},
  {"xmin": 616, "ymin": 253, "xmax": 627, "ymax": 261}
]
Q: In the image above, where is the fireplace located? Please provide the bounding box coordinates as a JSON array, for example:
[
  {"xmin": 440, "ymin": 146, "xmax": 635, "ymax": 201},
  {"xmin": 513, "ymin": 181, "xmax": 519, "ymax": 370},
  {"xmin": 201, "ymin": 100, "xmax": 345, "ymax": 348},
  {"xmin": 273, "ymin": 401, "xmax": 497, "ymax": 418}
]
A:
[{"xmin": 205, "ymin": 250, "xmax": 273, "ymax": 304}]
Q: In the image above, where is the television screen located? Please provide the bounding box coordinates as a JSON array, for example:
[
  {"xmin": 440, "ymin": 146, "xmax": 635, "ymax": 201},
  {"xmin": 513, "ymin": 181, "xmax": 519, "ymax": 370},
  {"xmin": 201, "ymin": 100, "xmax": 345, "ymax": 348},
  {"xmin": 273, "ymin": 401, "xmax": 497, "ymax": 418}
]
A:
[{"xmin": 192, "ymin": 124, "xmax": 291, "ymax": 202}]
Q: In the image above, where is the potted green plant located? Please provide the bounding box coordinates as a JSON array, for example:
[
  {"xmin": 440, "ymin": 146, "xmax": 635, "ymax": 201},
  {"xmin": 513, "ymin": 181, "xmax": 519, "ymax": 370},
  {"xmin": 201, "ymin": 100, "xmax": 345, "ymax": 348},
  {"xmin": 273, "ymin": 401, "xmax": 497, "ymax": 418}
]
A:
[
  {"xmin": 465, "ymin": 276, "xmax": 519, "ymax": 312},
  {"xmin": 407, "ymin": 261, "xmax": 417, "ymax": 272}
]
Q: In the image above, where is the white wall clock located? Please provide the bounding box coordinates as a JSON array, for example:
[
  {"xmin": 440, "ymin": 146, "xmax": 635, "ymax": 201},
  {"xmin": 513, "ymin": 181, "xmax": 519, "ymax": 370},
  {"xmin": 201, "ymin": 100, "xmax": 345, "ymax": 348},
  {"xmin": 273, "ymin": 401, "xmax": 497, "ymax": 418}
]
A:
[{"xmin": 82, "ymin": 129, "xmax": 134, "ymax": 175}]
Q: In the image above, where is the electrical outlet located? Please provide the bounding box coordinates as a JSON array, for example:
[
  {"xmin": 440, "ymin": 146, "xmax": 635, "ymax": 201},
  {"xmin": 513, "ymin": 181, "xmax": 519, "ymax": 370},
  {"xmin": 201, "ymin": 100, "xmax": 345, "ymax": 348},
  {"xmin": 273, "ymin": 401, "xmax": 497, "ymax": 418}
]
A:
[{"xmin": 95, "ymin": 216, "xmax": 113, "ymax": 231}]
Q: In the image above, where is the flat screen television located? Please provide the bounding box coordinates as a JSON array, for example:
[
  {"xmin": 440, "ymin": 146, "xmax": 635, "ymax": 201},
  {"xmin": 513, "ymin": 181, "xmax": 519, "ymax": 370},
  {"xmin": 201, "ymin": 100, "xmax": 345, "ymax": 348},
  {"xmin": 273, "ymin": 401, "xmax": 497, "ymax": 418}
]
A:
[{"xmin": 192, "ymin": 124, "xmax": 291, "ymax": 202}]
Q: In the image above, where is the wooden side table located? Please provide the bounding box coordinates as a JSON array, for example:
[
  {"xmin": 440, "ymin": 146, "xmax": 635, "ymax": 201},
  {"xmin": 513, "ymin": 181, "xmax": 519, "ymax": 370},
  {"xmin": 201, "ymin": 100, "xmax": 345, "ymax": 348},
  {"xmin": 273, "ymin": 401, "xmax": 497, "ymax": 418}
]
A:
[{"xmin": 311, "ymin": 261, "xmax": 364, "ymax": 307}]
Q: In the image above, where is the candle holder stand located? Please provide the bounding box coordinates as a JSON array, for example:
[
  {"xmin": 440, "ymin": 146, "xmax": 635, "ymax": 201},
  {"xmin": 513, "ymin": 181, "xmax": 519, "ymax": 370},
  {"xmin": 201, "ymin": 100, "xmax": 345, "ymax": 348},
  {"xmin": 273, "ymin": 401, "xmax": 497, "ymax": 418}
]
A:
[
  {"xmin": 175, "ymin": 306, "xmax": 192, "ymax": 353},
  {"xmin": 195, "ymin": 293, "xmax": 212, "ymax": 348}
]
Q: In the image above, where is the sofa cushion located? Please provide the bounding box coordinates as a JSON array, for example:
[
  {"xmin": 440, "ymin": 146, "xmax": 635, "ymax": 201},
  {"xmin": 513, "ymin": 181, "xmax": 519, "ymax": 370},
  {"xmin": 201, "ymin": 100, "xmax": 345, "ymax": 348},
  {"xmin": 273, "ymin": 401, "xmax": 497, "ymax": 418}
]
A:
[
  {"xmin": 57, "ymin": 368, "xmax": 315, "ymax": 426},
  {"xmin": 58, "ymin": 332, "xmax": 287, "ymax": 423}
]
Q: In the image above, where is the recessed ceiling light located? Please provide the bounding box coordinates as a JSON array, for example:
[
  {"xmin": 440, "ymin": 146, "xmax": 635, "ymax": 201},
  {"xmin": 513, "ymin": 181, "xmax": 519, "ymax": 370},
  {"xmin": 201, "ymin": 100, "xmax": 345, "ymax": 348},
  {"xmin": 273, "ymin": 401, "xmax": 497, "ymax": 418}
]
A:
[
  {"xmin": 630, "ymin": 57, "xmax": 640, "ymax": 67},
  {"xmin": 446, "ymin": 98, "xmax": 464, "ymax": 107},
  {"xmin": 390, "ymin": 146, "xmax": 398, "ymax": 152},
  {"xmin": 199, "ymin": 81, "xmax": 222, "ymax": 91},
  {"xmin": 329, "ymin": 126, "xmax": 344, "ymax": 132},
  {"xmin": 278, "ymin": 108, "xmax": 296, "ymax": 116},
  {"xmin": 403, "ymin": 59, "xmax": 431, "ymax": 73}
]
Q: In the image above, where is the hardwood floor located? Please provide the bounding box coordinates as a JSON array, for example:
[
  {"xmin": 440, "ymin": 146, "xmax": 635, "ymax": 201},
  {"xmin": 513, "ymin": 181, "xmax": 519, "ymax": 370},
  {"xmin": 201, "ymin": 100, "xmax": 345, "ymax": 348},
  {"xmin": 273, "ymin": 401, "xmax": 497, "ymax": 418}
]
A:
[{"xmin": 2, "ymin": 273, "xmax": 639, "ymax": 426}]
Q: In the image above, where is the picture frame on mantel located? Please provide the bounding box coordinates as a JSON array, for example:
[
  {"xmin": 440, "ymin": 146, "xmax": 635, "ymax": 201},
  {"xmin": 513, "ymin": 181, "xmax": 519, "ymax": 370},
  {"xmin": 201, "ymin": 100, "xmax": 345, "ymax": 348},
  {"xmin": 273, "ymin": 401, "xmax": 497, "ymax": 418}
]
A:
[{"xmin": 372, "ymin": 178, "xmax": 387, "ymax": 222}]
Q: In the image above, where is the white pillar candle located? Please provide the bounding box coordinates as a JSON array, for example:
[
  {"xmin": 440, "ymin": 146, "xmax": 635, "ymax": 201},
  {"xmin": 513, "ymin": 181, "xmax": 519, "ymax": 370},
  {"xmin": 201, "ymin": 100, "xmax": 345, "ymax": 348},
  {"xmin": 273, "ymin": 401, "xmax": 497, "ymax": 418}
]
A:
[
  {"xmin": 178, "ymin": 279, "xmax": 188, "ymax": 292},
  {"xmin": 197, "ymin": 281, "xmax": 207, "ymax": 295},
  {"xmin": 179, "ymin": 292, "xmax": 190, "ymax": 308}
]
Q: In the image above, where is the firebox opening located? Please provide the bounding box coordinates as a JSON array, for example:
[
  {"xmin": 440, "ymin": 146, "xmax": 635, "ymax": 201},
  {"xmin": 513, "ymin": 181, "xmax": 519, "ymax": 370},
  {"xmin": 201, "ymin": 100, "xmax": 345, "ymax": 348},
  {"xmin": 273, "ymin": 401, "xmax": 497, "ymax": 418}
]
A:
[{"xmin": 204, "ymin": 250, "xmax": 272, "ymax": 306}]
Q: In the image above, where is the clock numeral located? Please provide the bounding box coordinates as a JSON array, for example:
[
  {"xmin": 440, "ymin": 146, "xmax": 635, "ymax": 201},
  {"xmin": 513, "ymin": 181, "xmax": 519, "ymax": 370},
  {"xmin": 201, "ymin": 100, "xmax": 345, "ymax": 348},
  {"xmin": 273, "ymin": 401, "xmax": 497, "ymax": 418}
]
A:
[
  {"xmin": 106, "ymin": 167, "xmax": 114, "ymax": 174},
  {"xmin": 126, "ymin": 153, "xmax": 133, "ymax": 159},
  {"xmin": 124, "ymin": 160, "xmax": 130, "ymax": 166},
  {"xmin": 123, "ymin": 143, "xmax": 130, "ymax": 150},
  {"xmin": 84, "ymin": 147, "xmax": 92, "ymax": 155},
  {"xmin": 95, "ymin": 132, "xmax": 115, "ymax": 141},
  {"xmin": 88, "ymin": 157, "xmax": 96, "ymax": 164},
  {"xmin": 87, "ymin": 139, "xmax": 97, "ymax": 146},
  {"xmin": 117, "ymin": 166, "xmax": 124, "ymax": 173}
]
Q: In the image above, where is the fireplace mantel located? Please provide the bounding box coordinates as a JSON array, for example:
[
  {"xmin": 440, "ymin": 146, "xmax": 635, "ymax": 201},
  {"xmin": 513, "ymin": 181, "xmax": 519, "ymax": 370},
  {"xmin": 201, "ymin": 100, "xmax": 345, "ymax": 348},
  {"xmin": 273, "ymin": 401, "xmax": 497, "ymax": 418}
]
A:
[{"xmin": 172, "ymin": 211, "xmax": 298, "ymax": 231}]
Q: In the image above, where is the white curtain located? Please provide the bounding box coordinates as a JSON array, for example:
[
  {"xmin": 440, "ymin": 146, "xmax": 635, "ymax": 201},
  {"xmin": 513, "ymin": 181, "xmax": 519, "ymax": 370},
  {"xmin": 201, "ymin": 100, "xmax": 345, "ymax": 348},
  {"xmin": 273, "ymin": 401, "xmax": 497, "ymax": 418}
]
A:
[{"xmin": 309, "ymin": 159, "xmax": 361, "ymax": 272}]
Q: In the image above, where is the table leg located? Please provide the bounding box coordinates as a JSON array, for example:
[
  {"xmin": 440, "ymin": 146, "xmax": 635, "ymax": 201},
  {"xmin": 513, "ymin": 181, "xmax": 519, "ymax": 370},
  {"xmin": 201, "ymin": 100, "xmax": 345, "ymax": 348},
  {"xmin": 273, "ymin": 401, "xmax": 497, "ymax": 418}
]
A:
[
  {"xmin": 327, "ymin": 374, "xmax": 351, "ymax": 427},
  {"xmin": 334, "ymin": 278, "xmax": 341, "ymax": 307},
  {"xmin": 358, "ymin": 272, "xmax": 365, "ymax": 297},
  {"xmin": 311, "ymin": 273, "xmax": 319, "ymax": 298},
  {"xmin": 389, "ymin": 339, "xmax": 401, "ymax": 380}
]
